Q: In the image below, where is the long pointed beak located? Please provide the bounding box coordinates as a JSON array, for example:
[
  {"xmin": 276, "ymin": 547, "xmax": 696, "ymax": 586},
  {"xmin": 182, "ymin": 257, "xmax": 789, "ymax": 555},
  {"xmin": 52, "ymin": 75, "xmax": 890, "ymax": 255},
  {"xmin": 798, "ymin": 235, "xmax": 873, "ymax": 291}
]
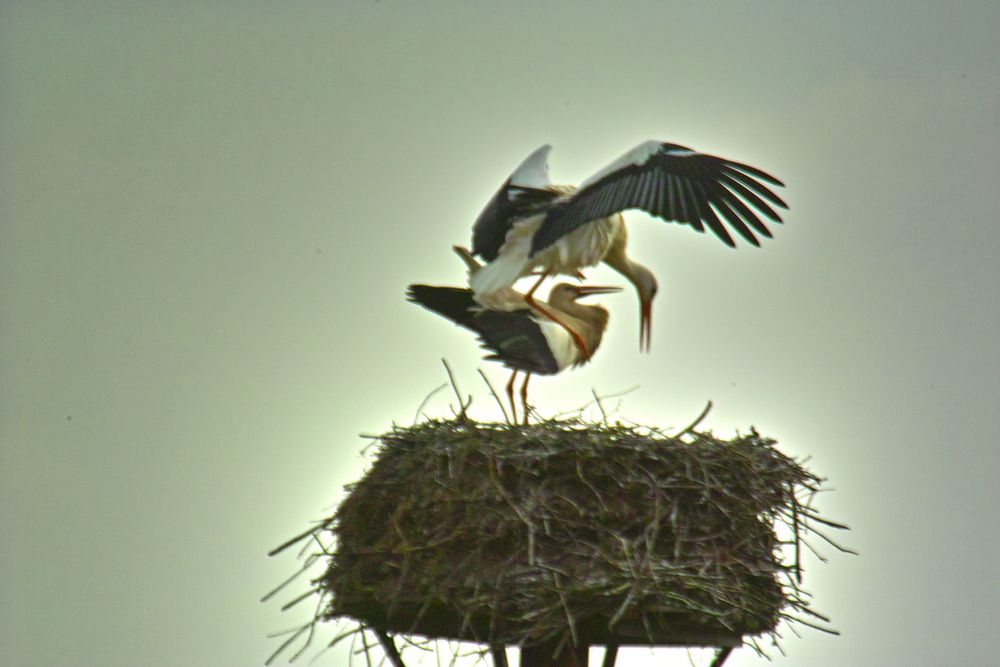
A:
[
  {"xmin": 640, "ymin": 299, "xmax": 652, "ymax": 353},
  {"xmin": 575, "ymin": 285, "xmax": 622, "ymax": 297}
]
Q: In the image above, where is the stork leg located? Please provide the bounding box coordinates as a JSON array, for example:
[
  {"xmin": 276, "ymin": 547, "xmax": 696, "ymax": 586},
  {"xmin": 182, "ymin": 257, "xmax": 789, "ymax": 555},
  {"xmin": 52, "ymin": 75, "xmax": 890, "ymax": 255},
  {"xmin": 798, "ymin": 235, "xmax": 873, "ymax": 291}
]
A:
[
  {"xmin": 523, "ymin": 272, "xmax": 591, "ymax": 360},
  {"xmin": 523, "ymin": 271, "xmax": 548, "ymax": 300},
  {"xmin": 520, "ymin": 373, "xmax": 532, "ymax": 425},
  {"xmin": 505, "ymin": 371, "xmax": 518, "ymax": 425}
]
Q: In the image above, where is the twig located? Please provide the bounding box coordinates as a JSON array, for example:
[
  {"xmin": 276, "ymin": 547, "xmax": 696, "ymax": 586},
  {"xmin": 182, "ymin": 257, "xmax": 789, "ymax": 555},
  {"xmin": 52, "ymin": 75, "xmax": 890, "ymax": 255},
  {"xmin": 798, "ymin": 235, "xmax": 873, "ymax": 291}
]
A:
[
  {"xmin": 788, "ymin": 506, "xmax": 852, "ymax": 531},
  {"xmin": 413, "ymin": 383, "xmax": 448, "ymax": 425},
  {"xmin": 267, "ymin": 519, "xmax": 333, "ymax": 558},
  {"xmin": 486, "ymin": 456, "xmax": 536, "ymax": 564},
  {"xmin": 359, "ymin": 628, "xmax": 374, "ymax": 667},
  {"xmin": 781, "ymin": 614, "xmax": 841, "ymax": 635},
  {"xmin": 478, "ymin": 369, "xmax": 511, "ymax": 425},
  {"xmin": 315, "ymin": 626, "xmax": 364, "ymax": 660},
  {"xmin": 289, "ymin": 596, "xmax": 326, "ymax": 662},
  {"xmin": 441, "ymin": 359, "xmax": 472, "ymax": 418},
  {"xmin": 556, "ymin": 385, "xmax": 639, "ymax": 419},
  {"xmin": 592, "ymin": 388, "xmax": 609, "ymax": 423},
  {"xmin": 791, "ymin": 484, "xmax": 802, "ymax": 584},
  {"xmin": 799, "ymin": 522, "xmax": 859, "ymax": 555},
  {"xmin": 260, "ymin": 550, "xmax": 322, "ymax": 602},
  {"xmin": 281, "ymin": 589, "xmax": 318, "ymax": 612},
  {"xmin": 552, "ymin": 571, "xmax": 579, "ymax": 646},
  {"xmin": 265, "ymin": 623, "xmax": 311, "ymax": 666},
  {"xmin": 676, "ymin": 400, "xmax": 713, "ymax": 440}
]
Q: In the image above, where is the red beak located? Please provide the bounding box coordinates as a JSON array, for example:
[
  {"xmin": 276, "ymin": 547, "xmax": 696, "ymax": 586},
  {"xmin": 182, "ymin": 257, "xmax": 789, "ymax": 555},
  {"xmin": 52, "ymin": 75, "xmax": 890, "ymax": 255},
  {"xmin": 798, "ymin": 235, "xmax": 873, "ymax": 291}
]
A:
[{"xmin": 640, "ymin": 299, "xmax": 652, "ymax": 353}]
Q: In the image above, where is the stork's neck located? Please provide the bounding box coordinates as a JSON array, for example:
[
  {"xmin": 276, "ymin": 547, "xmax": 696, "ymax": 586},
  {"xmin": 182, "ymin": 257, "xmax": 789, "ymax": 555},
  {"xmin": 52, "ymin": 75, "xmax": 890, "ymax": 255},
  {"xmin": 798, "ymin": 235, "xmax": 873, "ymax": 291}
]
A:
[
  {"xmin": 549, "ymin": 298, "xmax": 608, "ymax": 332},
  {"xmin": 546, "ymin": 295, "xmax": 610, "ymax": 360},
  {"xmin": 602, "ymin": 231, "xmax": 647, "ymax": 289}
]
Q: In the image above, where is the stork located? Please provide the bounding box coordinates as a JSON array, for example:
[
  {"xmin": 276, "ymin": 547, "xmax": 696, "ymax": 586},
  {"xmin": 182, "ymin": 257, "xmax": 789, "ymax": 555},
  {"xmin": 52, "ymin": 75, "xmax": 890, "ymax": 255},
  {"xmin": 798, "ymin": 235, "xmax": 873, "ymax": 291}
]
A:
[
  {"xmin": 469, "ymin": 140, "xmax": 787, "ymax": 353},
  {"xmin": 406, "ymin": 281, "xmax": 619, "ymax": 424}
]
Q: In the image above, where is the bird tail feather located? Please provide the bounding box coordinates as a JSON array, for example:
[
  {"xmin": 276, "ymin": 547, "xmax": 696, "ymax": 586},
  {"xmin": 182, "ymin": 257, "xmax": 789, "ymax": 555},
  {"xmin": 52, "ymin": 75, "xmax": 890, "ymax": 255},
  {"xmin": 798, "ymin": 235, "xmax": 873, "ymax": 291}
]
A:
[
  {"xmin": 452, "ymin": 245, "xmax": 481, "ymax": 277},
  {"xmin": 468, "ymin": 243, "xmax": 530, "ymax": 300},
  {"xmin": 406, "ymin": 285, "xmax": 479, "ymax": 330}
]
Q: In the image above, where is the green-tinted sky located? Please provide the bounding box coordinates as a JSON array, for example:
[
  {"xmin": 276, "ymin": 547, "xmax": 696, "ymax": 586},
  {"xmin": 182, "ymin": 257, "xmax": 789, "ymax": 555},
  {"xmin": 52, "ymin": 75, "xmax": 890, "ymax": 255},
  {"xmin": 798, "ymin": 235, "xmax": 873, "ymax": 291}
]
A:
[{"xmin": 2, "ymin": 2, "xmax": 998, "ymax": 665}]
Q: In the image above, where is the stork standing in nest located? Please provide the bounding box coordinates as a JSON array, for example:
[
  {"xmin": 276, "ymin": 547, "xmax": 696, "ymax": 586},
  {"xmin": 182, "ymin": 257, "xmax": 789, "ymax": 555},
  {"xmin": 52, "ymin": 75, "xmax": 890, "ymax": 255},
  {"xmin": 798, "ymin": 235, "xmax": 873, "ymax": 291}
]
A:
[
  {"xmin": 469, "ymin": 140, "xmax": 787, "ymax": 354},
  {"xmin": 407, "ymin": 262, "xmax": 619, "ymax": 423}
]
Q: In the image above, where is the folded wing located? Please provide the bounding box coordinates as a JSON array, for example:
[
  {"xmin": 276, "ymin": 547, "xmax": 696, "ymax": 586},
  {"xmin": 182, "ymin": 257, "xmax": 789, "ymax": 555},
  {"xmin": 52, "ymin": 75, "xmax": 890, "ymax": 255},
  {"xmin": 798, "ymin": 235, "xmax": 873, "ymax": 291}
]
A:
[{"xmin": 406, "ymin": 285, "xmax": 561, "ymax": 375}]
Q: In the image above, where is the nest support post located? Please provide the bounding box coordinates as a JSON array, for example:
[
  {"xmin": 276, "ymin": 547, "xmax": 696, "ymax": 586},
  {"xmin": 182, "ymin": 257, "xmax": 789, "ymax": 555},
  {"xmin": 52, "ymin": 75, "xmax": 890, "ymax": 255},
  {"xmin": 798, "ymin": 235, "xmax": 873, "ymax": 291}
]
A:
[
  {"xmin": 515, "ymin": 641, "xmax": 733, "ymax": 667},
  {"xmin": 491, "ymin": 644, "xmax": 510, "ymax": 667},
  {"xmin": 520, "ymin": 640, "xmax": 589, "ymax": 667}
]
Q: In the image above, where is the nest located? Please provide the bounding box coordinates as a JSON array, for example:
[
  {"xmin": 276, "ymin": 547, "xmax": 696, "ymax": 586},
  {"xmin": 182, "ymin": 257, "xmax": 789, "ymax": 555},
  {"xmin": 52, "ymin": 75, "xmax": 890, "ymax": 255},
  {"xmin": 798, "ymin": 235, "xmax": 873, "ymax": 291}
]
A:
[{"xmin": 303, "ymin": 416, "xmax": 846, "ymax": 656}]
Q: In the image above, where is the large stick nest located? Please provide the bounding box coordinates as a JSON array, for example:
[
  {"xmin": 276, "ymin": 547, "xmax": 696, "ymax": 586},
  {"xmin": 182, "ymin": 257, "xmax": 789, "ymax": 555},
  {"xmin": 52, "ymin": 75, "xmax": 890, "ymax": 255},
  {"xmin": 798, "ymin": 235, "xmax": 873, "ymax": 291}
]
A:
[{"xmin": 313, "ymin": 416, "xmax": 844, "ymax": 651}]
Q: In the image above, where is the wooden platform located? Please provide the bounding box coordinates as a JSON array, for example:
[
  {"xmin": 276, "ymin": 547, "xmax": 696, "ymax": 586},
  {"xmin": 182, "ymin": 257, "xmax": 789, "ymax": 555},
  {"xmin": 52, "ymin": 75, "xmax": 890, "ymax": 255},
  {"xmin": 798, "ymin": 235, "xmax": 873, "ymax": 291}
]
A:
[{"xmin": 344, "ymin": 597, "xmax": 749, "ymax": 648}]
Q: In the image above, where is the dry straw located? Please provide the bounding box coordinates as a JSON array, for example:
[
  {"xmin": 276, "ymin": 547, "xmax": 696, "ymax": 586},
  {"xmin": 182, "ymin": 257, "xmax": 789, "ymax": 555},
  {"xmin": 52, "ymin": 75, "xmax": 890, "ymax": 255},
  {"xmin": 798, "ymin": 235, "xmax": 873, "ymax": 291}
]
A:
[{"xmin": 266, "ymin": 389, "xmax": 850, "ymax": 665}]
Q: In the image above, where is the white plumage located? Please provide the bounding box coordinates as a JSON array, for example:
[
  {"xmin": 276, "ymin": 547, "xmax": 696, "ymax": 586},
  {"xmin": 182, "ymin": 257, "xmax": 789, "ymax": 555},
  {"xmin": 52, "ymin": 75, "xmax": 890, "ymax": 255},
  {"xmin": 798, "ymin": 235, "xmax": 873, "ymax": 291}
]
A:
[
  {"xmin": 469, "ymin": 213, "xmax": 617, "ymax": 306},
  {"xmin": 468, "ymin": 139, "xmax": 787, "ymax": 352},
  {"xmin": 536, "ymin": 319, "xmax": 582, "ymax": 372},
  {"xmin": 407, "ymin": 272, "xmax": 619, "ymax": 423}
]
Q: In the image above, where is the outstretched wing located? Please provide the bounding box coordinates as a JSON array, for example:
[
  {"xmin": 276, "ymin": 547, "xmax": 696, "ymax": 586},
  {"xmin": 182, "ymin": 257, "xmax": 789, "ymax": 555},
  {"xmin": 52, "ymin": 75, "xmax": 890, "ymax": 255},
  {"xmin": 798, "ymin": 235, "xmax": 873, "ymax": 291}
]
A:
[
  {"xmin": 472, "ymin": 145, "xmax": 563, "ymax": 261},
  {"xmin": 530, "ymin": 140, "xmax": 787, "ymax": 254},
  {"xmin": 406, "ymin": 285, "xmax": 560, "ymax": 375}
]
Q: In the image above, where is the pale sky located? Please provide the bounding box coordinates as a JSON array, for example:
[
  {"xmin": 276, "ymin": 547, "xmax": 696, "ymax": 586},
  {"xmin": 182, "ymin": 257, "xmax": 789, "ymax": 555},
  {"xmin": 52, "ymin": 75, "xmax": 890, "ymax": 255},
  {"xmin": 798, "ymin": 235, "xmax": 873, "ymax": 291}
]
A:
[{"xmin": 2, "ymin": 2, "xmax": 998, "ymax": 666}]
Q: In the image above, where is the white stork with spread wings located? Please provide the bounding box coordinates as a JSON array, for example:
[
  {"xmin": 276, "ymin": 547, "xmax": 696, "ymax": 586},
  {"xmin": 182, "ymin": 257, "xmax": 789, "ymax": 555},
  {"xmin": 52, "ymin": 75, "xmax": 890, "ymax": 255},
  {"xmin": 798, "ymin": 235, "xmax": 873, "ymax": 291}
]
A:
[{"xmin": 468, "ymin": 141, "xmax": 787, "ymax": 353}]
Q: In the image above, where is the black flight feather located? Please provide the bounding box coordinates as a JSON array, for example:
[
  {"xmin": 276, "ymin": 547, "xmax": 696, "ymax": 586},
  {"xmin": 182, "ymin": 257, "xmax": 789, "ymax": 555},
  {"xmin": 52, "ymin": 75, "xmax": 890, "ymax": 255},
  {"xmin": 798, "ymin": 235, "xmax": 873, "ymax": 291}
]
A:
[
  {"xmin": 407, "ymin": 285, "xmax": 560, "ymax": 375},
  {"xmin": 529, "ymin": 143, "xmax": 786, "ymax": 255}
]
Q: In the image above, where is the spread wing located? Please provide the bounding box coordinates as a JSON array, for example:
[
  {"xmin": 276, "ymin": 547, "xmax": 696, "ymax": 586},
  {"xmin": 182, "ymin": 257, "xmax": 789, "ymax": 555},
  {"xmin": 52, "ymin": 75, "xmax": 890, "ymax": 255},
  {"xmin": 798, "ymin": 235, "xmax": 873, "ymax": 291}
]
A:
[
  {"xmin": 471, "ymin": 145, "xmax": 563, "ymax": 261},
  {"xmin": 406, "ymin": 285, "xmax": 560, "ymax": 375},
  {"xmin": 530, "ymin": 140, "xmax": 787, "ymax": 254}
]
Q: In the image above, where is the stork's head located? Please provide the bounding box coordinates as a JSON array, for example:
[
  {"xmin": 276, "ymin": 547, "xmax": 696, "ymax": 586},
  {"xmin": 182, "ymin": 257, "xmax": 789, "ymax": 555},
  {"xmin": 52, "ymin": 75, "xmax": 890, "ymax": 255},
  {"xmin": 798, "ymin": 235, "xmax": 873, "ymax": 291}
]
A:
[
  {"xmin": 632, "ymin": 264, "xmax": 658, "ymax": 353},
  {"xmin": 548, "ymin": 283, "xmax": 622, "ymax": 308}
]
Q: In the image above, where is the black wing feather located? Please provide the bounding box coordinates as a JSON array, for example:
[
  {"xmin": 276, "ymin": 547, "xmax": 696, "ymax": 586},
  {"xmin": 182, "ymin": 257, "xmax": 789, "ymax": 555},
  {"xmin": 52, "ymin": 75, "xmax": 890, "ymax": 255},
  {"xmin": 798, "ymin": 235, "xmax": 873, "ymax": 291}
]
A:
[
  {"xmin": 721, "ymin": 159, "xmax": 785, "ymax": 187},
  {"xmin": 530, "ymin": 143, "xmax": 787, "ymax": 254},
  {"xmin": 690, "ymin": 177, "xmax": 743, "ymax": 246},
  {"xmin": 718, "ymin": 173, "xmax": 783, "ymax": 223},
  {"xmin": 709, "ymin": 193, "xmax": 754, "ymax": 247},
  {"xmin": 720, "ymin": 166, "xmax": 788, "ymax": 209},
  {"xmin": 406, "ymin": 285, "xmax": 560, "ymax": 375},
  {"xmin": 718, "ymin": 188, "xmax": 773, "ymax": 239},
  {"xmin": 471, "ymin": 181, "xmax": 561, "ymax": 261}
]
